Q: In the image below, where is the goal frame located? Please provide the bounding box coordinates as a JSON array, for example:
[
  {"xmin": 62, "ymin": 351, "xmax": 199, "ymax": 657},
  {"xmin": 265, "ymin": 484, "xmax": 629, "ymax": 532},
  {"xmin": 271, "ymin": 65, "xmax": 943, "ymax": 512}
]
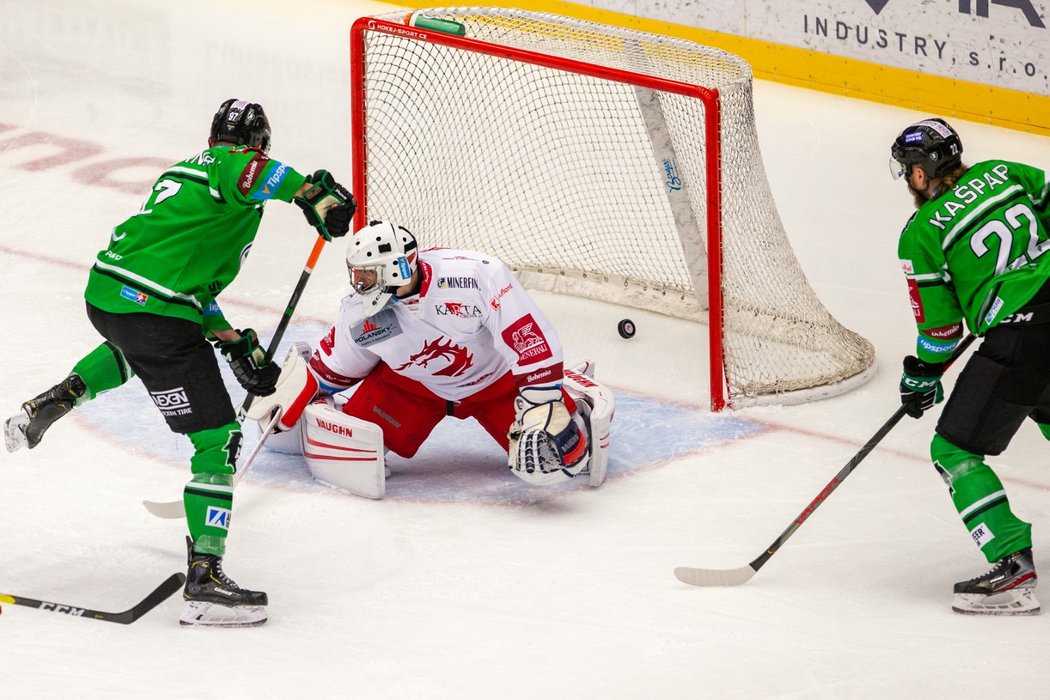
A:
[{"xmin": 350, "ymin": 15, "xmax": 739, "ymax": 412}]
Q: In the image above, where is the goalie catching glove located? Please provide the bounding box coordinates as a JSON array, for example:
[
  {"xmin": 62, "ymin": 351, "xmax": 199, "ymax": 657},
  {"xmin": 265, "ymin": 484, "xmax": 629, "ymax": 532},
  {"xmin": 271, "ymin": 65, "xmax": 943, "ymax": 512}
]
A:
[
  {"xmin": 294, "ymin": 169, "xmax": 356, "ymax": 241},
  {"xmin": 214, "ymin": 329, "xmax": 280, "ymax": 397},
  {"xmin": 508, "ymin": 385, "xmax": 588, "ymax": 486}
]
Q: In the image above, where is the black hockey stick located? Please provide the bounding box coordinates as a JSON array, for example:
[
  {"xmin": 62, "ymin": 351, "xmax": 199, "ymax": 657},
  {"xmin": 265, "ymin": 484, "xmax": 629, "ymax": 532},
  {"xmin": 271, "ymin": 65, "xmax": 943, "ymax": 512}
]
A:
[
  {"xmin": 675, "ymin": 333, "xmax": 976, "ymax": 587},
  {"xmin": 241, "ymin": 234, "xmax": 327, "ymax": 417},
  {"xmin": 141, "ymin": 236, "xmax": 326, "ymax": 517},
  {"xmin": 0, "ymin": 572, "xmax": 185, "ymax": 624}
]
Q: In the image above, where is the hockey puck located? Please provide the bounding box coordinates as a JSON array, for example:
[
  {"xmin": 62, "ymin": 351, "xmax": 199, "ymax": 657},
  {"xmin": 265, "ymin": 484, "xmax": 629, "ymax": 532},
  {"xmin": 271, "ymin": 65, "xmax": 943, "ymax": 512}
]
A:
[{"xmin": 617, "ymin": 319, "xmax": 636, "ymax": 339}]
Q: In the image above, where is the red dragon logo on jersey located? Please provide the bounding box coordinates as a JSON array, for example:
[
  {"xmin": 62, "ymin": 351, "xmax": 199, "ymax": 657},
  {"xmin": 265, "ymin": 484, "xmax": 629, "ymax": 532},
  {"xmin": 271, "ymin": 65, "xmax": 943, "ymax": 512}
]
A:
[{"xmin": 395, "ymin": 337, "xmax": 473, "ymax": 377}]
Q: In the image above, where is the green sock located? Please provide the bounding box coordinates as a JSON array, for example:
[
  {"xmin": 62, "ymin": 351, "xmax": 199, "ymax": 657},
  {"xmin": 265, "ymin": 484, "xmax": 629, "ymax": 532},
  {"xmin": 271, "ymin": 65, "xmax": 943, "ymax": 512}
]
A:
[
  {"xmin": 183, "ymin": 422, "xmax": 242, "ymax": 556},
  {"xmin": 70, "ymin": 341, "xmax": 133, "ymax": 402},
  {"xmin": 932, "ymin": 434, "xmax": 1031, "ymax": 562}
]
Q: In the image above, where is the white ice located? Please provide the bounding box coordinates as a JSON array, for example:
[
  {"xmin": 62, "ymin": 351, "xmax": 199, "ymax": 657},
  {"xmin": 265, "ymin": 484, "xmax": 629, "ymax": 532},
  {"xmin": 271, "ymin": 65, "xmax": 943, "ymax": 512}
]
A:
[{"xmin": 3, "ymin": 0, "xmax": 1050, "ymax": 697}]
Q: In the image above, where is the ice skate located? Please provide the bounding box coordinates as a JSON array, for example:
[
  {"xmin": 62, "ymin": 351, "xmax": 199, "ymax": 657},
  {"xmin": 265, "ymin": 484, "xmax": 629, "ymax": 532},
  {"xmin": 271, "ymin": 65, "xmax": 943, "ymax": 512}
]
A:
[
  {"xmin": 4, "ymin": 375, "xmax": 86, "ymax": 452},
  {"xmin": 180, "ymin": 538, "xmax": 268, "ymax": 627},
  {"xmin": 952, "ymin": 548, "xmax": 1040, "ymax": 616}
]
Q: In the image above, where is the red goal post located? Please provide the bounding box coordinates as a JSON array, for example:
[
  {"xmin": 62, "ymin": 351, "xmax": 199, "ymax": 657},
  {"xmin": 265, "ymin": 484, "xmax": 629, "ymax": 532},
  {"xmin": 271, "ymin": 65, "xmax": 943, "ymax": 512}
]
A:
[{"xmin": 349, "ymin": 8, "xmax": 875, "ymax": 410}]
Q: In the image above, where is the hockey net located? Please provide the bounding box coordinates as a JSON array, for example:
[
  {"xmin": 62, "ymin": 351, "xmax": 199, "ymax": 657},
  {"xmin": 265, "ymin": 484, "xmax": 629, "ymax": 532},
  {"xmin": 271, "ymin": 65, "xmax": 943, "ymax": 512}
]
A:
[{"xmin": 350, "ymin": 8, "xmax": 876, "ymax": 410}]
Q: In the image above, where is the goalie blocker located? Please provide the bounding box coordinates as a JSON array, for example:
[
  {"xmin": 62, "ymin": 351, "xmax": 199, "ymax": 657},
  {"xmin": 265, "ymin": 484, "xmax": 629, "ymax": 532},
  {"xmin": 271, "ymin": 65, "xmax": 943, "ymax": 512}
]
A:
[{"xmin": 248, "ymin": 350, "xmax": 613, "ymax": 496}]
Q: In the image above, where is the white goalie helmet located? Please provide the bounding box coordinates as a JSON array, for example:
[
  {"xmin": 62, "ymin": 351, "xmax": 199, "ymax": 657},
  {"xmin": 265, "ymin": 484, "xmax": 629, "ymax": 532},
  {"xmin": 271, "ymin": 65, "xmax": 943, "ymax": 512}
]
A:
[{"xmin": 346, "ymin": 220, "xmax": 419, "ymax": 317}]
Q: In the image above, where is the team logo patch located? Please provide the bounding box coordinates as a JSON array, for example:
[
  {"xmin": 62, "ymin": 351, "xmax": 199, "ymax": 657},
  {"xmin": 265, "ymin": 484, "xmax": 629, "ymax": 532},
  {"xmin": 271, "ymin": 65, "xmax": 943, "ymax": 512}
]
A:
[
  {"xmin": 150, "ymin": 387, "xmax": 192, "ymax": 417},
  {"xmin": 437, "ymin": 302, "xmax": 483, "ymax": 318},
  {"xmin": 925, "ymin": 323, "xmax": 962, "ymax": 339},
  {"xmin": 351, "ymin": 308, "xmax": 402, "ymax": 347},
  {"xmin": 395, "ymin": 336, "xmax": 473, "ymax": 377},
  {"xmin": 437, "ymin": 276, "xmax": 479, "ymax": 289},
  {"xmin": 984, "ymin": 297, "xmax": 1005, "ymax": 326},
  {"xmin": 490, "ymin": 283, "xmax": 513, "ymax": 310},
  {"xmin": 205, "ymin": 507, "xmax": 231, "ymax": 530},
  {"xmin": 907, "ymin": 279, "xmax": 925, "ymax": 322},
  {"xmin": 238, "ymin": 153, "xmax": 269, "ymax": 195},
  {"xmin": 253, "ymin": 161, "xmax": 288, "ymax": 200},
  {"xmin": 120, "ymin": 285, "xmax": 149, "ymax": 306},
  {"xmin": 502, "ymin": 315, "xmax": 552, "ymax": 366}
]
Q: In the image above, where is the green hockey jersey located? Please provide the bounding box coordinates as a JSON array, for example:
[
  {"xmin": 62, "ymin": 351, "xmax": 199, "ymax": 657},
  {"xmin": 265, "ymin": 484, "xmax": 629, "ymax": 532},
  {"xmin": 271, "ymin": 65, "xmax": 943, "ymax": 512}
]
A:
[
  {"xmin": 898, "ymin": 159, "xmax": 1050, "ymax": 363},
  {"xmin": 84, "ymin": 145, "xmax": 308, "ymax": 334}
]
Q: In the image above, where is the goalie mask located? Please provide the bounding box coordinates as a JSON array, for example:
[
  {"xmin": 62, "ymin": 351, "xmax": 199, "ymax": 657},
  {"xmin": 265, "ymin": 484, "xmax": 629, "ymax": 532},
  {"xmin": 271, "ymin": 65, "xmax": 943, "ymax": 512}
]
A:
[
  {"xmin": 347, "ymin": 220, "xmax": 419, "ymax": 317},
  {"xmin": 209, "ymin": 98, "xmax": 271, "ymax": 153}
]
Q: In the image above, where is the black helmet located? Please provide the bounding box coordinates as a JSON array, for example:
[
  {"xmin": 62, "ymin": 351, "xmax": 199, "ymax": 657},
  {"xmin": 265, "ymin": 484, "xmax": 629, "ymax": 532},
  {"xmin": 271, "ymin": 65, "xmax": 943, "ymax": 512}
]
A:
[
  {"xmin": 209, "ymin": 98, "xmax": 271, "ymax": 152},
  {"xmin": 890, "ymin": 118, "xmax": 962, "ymax": 180}
]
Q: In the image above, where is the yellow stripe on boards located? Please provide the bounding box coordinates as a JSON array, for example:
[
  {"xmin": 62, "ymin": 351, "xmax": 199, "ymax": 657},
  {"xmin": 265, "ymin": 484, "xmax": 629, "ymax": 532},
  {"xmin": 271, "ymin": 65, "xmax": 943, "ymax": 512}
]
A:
[{"xmin": 376, "ymin": 0, "xmax": 1050, "ymax": 136}]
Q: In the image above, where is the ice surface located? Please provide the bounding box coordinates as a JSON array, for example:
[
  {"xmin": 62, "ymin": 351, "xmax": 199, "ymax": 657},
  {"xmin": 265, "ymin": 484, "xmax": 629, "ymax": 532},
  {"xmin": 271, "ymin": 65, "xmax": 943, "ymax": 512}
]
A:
[{"xmin": 3, "ymin": 0, "xmax": 1050, "ymax": 697}]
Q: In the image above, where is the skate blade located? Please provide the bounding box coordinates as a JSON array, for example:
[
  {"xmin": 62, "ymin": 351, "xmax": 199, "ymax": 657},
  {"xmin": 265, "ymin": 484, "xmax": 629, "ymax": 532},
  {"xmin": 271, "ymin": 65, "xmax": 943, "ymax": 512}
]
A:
[
  {"xmin": 179, "ymin": 600, "xmax": 268, "ymax": 627},
  {"xmin": 4, "ymin": 413, "xmax": 29, "ymax": 453},
  {"xmin": 952, "ymin": 588, "xmax": 1041, "ymax": 616}
]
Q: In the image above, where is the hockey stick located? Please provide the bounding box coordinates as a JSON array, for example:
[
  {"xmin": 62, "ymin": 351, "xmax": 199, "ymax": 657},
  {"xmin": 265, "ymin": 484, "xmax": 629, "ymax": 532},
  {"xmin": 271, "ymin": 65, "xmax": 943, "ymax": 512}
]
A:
[
  {"xmin": 141, "ymin": 236, "xmax": 325, "ymax": 517},
  {"xmin": 142, "ymin": 408, "xmax": 283, "ymax": 519},
  {"xmin": 0, "ymin": 572, "xmax": 185, "ymax": 624},
  {"xmin": 675, "ymin": 333, "xmax": 976, "ymax": 587},
  {"xmin": 241, "ymin": 234, "xmax": 327, "ymax": 418}
]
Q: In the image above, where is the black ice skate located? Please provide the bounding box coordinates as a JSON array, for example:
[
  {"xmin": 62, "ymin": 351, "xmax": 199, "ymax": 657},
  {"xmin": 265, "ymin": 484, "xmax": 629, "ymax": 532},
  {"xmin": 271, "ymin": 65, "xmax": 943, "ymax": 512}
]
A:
[
  {"xmin": 181, "ymin": 537, "xmax": 268, "ymax": 627},
  {"xmin": 4, "ymin": 375, "xmax": 86, "ymax": 452},
  {"xmin": 952, "ymin": 548, "xmax": 1039, "ymax": 616}
]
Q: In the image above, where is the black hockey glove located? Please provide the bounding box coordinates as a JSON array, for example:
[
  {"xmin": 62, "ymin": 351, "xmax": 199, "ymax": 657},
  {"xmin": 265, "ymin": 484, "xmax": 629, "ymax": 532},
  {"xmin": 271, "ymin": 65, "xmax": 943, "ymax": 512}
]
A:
[
  {"xmin": 214, "ymin": 329, "xmax": 280, "ymax": 397},
  {"xmin": 899, "ymin": 355, "xmax": 945, "ymax": 419},
  {"xmin": 294, "ymin": 169, "xmax": 356, "ymax": 241}
]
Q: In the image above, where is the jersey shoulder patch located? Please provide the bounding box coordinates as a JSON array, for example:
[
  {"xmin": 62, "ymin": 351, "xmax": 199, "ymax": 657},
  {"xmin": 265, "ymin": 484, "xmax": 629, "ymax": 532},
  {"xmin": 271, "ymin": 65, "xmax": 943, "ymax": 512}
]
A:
[{"xmin": 350, "ymin": 307, "xmax": 403, "ymax": 347}]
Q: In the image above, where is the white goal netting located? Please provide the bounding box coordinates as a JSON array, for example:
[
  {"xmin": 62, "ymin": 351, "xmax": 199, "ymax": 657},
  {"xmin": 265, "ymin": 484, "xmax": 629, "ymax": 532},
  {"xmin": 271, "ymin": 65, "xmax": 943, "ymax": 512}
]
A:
[{"xmin": 352, "ymin": 8, "xmax": 875, "ymax": 408}]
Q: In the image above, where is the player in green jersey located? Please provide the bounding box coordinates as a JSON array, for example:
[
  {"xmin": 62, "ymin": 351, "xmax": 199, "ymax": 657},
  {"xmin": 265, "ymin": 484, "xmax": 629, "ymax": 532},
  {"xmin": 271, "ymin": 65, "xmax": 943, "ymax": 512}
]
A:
[
  {"xmin": 3, "ymin": 98, "xmax": 355, "ymax": 627},
  {"xmin": 892, "ymin": 117, "xmax": 1050, "ymax": 616}
]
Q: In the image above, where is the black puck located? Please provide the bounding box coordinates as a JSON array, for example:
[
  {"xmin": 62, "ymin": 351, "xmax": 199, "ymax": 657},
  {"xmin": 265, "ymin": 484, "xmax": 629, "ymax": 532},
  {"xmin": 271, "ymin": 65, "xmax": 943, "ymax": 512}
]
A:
[{"xmin": 617, "ymin": 319, "xmax": 636, "ymax": 339}]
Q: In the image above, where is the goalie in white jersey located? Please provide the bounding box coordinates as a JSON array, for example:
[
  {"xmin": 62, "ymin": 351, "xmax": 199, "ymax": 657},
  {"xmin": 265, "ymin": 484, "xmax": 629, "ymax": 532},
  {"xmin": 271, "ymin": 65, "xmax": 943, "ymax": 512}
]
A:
[{"xmin": 247, "ymin": 220, "xmax": 613, "ymax": 497}]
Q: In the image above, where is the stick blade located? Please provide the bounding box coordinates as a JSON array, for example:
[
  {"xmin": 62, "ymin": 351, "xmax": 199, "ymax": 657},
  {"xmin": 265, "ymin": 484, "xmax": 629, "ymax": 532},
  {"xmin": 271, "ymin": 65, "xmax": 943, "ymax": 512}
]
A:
[
  {"xmin": 142, "ymin": 499, "xmax": 184, "ymax": 519},
  {"xmin": 123, "ymin": 573, "xmax": 186, "ymax": 623},
  {"xmin": 674, "ymin": 564, "xmax": 756, "ymax": 587}
]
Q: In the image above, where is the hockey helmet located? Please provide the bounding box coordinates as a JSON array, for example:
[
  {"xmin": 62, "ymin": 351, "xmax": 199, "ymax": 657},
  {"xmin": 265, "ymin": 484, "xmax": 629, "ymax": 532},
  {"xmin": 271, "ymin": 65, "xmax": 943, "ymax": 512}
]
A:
[
  {"xmin": 890, "ymin": 118, "xmax": 962, "ymax": 180},
  {"xmin": 209, "ymin": 98, "xmax": 271, "ymax": 153},
  {"xmin": 346, "ymin": 220, "xmax": 419, "ymax": 317}
]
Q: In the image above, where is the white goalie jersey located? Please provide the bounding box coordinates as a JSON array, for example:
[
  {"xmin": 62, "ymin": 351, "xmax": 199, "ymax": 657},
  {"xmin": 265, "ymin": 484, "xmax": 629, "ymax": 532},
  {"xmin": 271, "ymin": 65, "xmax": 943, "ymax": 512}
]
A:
[{"xmin": 309, "ymin": 248, "xmax": 566, "ymax": 398}]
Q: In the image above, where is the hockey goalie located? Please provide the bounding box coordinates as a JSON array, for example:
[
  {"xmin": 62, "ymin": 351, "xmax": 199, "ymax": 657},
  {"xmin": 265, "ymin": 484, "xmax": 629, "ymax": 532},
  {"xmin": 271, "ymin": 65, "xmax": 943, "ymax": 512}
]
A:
[{"xmin": 246, "ymin": 220, "xmax": 614, "ymax": 498}]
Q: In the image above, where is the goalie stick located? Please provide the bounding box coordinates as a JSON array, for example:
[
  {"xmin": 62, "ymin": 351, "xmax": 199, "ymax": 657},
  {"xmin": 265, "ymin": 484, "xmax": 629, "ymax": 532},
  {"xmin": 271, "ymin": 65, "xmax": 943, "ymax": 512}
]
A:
[
  {"xmin": 143, "ymin": 409, "xmax": 283, "ymax": 519},
  {"xmin": 675, "ymin": 333, "xmax": 976, "ymax": 587},
  {"xmin": 0, "ymin": 572, "xmax": 185, "ymax": 624}
]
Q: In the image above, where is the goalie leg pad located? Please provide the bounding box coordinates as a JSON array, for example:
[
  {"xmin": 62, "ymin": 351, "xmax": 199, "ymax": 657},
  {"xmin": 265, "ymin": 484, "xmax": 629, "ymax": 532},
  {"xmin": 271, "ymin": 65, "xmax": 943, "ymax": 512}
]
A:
[
  {"xmin": 563, "ymin": 364, "xmax": 614, "ymax": 487},
  {"xmin": 301, "ymin": 401, "xmax": 386, "ymax": 499}
]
